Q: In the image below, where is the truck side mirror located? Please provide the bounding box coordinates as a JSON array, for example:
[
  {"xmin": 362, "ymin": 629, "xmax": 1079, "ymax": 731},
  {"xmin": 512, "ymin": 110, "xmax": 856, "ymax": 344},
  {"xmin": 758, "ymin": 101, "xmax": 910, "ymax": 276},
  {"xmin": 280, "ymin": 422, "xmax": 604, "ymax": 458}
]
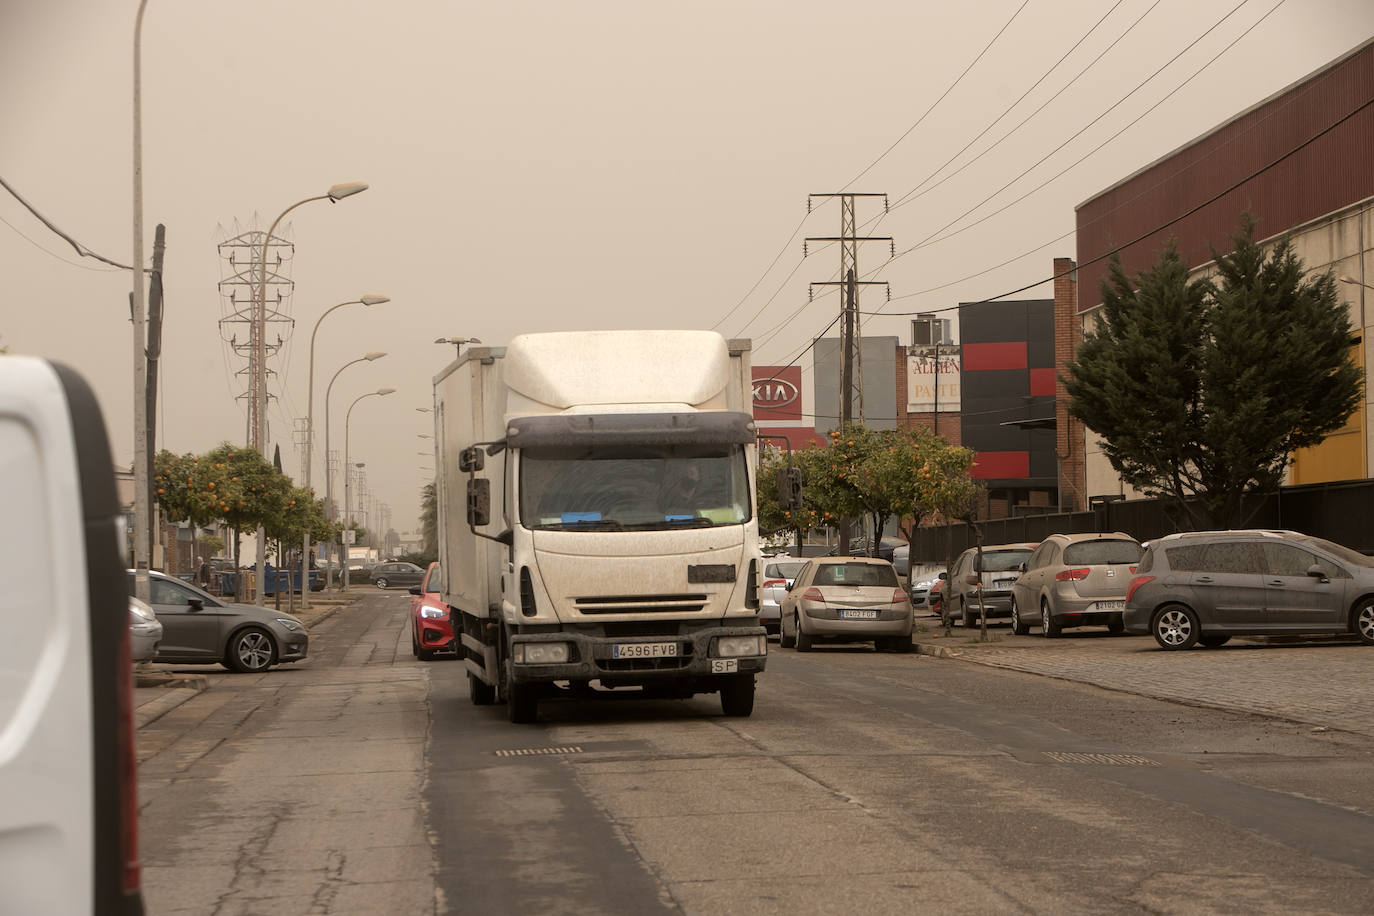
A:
[
  {"xmin": 459, "ymin": 446, "xmax": 484, "ymax": 473},
  {"xmin": 777, "ymin": 466, "xmax": 804, "ymax": 511},
  {"xmin": 467, "ymin": 478, "xmax": 491, "ymax": 527}
]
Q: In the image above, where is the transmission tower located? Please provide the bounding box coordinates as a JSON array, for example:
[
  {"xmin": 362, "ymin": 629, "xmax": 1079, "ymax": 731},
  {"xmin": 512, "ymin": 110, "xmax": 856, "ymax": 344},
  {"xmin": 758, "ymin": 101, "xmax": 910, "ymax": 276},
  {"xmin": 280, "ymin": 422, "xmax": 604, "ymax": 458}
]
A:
[
  {"xmin": 805, "ymin": 193, "xmax": 891, "ymax": 426},
  {"xmin": 216, "ymin": 225, "xmax": 296, "ymax": 448}
]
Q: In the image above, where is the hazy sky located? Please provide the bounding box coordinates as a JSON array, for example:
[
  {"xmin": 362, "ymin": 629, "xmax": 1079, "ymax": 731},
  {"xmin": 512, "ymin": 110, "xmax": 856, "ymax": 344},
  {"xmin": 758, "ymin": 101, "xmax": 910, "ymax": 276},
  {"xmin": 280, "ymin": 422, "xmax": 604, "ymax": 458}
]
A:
[{"xmin": 4, "ymin": 0, "xmax": 1372, "ymax": 532}]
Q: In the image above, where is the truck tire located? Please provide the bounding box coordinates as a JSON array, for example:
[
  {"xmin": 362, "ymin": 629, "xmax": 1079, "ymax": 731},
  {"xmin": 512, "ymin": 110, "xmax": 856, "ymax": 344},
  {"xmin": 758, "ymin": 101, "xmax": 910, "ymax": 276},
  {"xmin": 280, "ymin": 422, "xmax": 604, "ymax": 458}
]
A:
[
  {"xmin": 468, "ymin": 672, "xmax": 495, "ymax": 705},
  {"xmin": 504, "ymin": 661, "xmax": 538, "ymax": 723},
  {"xmin": 720, "ymin": 675, "xmax": 755, "ymax": 717}
]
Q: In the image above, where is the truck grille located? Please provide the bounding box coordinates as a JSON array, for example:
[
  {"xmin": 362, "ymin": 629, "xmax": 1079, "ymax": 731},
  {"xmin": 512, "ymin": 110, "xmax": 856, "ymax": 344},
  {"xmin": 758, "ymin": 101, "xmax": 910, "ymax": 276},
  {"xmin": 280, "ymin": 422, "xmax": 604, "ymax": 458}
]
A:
[{"xmin": 574, "ymin": 594, "xmax": 708, "ymax": 614}]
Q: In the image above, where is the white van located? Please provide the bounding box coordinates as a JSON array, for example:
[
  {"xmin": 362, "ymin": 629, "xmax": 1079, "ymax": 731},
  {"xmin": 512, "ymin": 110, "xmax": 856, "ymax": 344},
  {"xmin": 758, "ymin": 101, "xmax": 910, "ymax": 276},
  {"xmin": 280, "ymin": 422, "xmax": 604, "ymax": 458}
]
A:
[{"xmin": 0, "ymin": 357, "xmax": 145, "ymax": 914}]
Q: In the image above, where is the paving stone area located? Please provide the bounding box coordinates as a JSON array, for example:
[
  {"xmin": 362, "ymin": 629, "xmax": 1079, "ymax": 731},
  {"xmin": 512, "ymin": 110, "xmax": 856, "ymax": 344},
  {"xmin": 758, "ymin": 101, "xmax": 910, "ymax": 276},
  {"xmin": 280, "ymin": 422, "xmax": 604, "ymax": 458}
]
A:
[{"xmin": 916, "ymin": 627, "xmax": 1374, "ymax": 737}]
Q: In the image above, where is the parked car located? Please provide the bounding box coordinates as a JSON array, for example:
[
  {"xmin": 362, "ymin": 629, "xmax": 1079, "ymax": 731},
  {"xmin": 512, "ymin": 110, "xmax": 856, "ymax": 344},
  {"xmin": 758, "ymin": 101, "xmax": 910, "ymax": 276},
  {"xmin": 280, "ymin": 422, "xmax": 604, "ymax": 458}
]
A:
[
  {"xmin": 128, "ymin": 595, "xmax": 163, "ymax": 662},
  {"xmin": 1011, "ymin": 532, "xmax": 1144, "ymax": 636},
  {"xmin": 907, "ymin": 570, "xmax": 945, "ymax": 613},
  {"xmin": 761, "ymin": 558, "xmax": 807, "ymax": 637},
  {"xmin": 1124, "ymin": 529, "xmax": 1374, "ymax": 650},
  {"xmin": 370, "ymin": 561, "xmax": 426, "ymax": 589},
  {"xmin": 409, "ymin": 562, "xmax": 455, "ymax": 660},
  {"xmin": 128, "ymin": 569, "xmax": 309, "ymax": 672},
  {"xmin": 778, "ymin": 557, "xmax": 914, "ymax": 652},
  {"xmin": 943, "ymin": 543, "xmax": 1038, "ymax": 627}
]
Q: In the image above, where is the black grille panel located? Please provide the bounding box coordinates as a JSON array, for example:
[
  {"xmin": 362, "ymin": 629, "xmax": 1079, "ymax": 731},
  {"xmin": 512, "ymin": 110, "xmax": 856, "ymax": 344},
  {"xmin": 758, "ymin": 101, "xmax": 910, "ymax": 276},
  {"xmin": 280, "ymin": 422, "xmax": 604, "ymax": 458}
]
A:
[{"xmin": 575, "ymin": 594, "xmax": 708, "ymax": 614}]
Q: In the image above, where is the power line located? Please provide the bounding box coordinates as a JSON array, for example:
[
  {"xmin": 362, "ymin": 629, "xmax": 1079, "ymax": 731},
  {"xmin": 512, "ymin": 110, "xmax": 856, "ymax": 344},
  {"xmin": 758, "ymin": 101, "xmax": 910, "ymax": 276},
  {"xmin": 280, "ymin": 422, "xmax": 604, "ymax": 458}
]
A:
[{"xmin": 840, "ymin": 0, "xmax": 1032, "ymax": 191}]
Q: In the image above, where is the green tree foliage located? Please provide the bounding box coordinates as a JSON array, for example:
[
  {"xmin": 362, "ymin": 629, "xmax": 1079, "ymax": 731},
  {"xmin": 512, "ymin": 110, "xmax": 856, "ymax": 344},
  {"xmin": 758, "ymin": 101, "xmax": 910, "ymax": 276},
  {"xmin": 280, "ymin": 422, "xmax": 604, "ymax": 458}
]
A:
[{"xmin": 1067, "ymin": 217, "xmax": 1362, "ymax": 528}]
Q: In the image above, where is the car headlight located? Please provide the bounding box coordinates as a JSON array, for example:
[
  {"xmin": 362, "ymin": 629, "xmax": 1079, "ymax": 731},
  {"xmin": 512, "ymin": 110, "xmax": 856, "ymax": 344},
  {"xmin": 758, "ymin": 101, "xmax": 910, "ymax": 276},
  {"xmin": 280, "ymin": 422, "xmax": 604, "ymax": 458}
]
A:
[
  {"xmin": 419, "ymin": 605, "xmax": 447, "ymax": 619},
  {"xmin": 274, "ymin": 617, "xmax": 303, "ymax": 632},
  {"xmin": 513, "ymin": 642, "xmax": 569, "ymax": 664},
  {"xmin": 128, "ymin": 603, "xmax": 157, "ymax": 624},
  {"xmin": 714, "ymin": 635, "xmax": 766, "ymax": 658}
]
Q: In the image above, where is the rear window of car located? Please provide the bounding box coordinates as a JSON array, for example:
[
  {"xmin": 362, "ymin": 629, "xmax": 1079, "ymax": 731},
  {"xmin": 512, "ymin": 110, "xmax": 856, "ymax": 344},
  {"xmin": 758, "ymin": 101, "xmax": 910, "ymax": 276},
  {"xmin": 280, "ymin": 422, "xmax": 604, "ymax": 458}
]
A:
[
  {"xmin": 979, "ymin": 550, "xmax": 1032, "ymax": 573},
  {"xmin": 1063, "ymin": 540, "xmax": 1142, "ymax": 566},
  {"xmin": 766, "ymin": 562, "xmax": 806, "ymax": 579},
  {"xmin": 814, "ymin": 563, "xmax": 898, "ymax": 587}
]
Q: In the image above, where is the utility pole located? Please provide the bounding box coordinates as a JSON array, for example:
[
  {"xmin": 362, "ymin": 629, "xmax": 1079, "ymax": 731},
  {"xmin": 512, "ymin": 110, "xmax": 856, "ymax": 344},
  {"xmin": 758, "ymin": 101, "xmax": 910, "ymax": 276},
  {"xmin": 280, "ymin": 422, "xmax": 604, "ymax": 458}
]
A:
[
  {"xmin": 805, "ymin": 193, "xmax": 891, "ymax": 427},
  {"xmin": 145, "ymin": 224, "xmax": 166, "ymax": 568},
  {"xmin": 805, "ymin": 192, "xmax": 891, "ymax": 554}
]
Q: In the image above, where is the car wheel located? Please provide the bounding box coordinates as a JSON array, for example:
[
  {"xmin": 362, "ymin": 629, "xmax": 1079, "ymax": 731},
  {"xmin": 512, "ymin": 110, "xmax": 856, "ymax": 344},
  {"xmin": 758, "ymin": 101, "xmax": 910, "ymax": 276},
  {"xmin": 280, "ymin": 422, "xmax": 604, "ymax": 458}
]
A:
[
  {"xmin": 962, "ymin": 602, "xmax": 976, "ymax": 628},
  {"xmin": 1107, "ymin": 615, "xmax": 1125, "ymax": 635},
  {"xmin": 778, "ymin": 613, "xmax": 796, "ymax": 648},
  {"xmin": 1152, "ymin": 604, "xmax": 1199, "ymax": 650},
  {"xmin": 226, "ymin": 626, "xmax": 277, "ymax": 673},
  {"xmin": 1010, "ymin": 597, "xmax": 1029, "ymax": 636},
  {"xmin": 719, "ymin": 674, "xmax": 755, "ymax": 717},
  {"xmin": 468, "ymin": 671, "xmax": 496, "ymax": 705},
  {"xmin": 794, "ymin": 614, "xmax": 813, "ymax": 652},
  {"xmin": 1041, "ymin": 600, "xmax": 1061, "ymax": 638},
  {"xmin": 1199, "ymin": 635, "xmax": 1231, "ymax": 649},
  {"xmin": 375, "ymin": 577, "xmax": 389, "ymax": 589},
  {"xmin": 1353, "ymin": 600, "xmax": 1374, "ymax": 645}
]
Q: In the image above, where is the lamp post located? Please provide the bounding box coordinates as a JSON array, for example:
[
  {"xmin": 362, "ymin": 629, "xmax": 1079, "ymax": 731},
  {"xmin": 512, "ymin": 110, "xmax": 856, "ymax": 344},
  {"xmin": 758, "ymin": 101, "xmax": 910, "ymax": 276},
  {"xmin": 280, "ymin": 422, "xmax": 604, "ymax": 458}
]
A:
[
  {"xmin": 344, "ymin": 388, "xmax": 395, "ymax": 589},
  {"xmin": 324, "ymin": 352, "xmax": 386, "ymax": 587},
  {"xmin": 435, "ymin": 336, "xmax": 481, "ymax": 358},
  {"xmin": 131, "ymin": 0, "xmax": 152, "ymax": 602},
  {"xmin": 301, "ymin": 294, "xmax": 389, "ymax": 606},
  {"xmin": 247, "ymin": 181, "xmax": 368, "ymax": 604}
]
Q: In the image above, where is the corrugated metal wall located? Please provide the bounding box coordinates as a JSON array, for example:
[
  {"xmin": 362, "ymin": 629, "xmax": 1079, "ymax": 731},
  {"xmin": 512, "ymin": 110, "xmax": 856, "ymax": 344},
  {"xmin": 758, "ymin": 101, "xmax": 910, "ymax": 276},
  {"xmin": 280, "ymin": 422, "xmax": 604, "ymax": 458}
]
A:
[{"xmin": 1076, "ymin": 40, "xmax": 1374, "ymax": 308}]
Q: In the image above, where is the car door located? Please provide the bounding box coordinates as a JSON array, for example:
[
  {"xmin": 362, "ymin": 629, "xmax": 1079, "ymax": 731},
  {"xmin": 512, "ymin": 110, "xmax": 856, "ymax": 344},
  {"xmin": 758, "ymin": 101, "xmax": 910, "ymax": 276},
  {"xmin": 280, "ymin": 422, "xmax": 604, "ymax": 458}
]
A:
[
  {"xmin": 1260, "ymin": 542, "xmax": 1346, "ymax": 630},
  {"xmin": 1016, "ymin": 541, "xmax": 1055, "ymax": 611},
  {"xmin": 947, "ymin": 550, "xmax": 973, "ymax": 619},
  {"xmin": 780, "ymin": 562, "xmax": 813, "ymax": 635},
  {"xmin": 1190, "ymin": 541, "xmax": 1268, "ymax": 629},
  {"xmin": 144, "ymin": 576, "xmax": 227, "ymax": 659}
]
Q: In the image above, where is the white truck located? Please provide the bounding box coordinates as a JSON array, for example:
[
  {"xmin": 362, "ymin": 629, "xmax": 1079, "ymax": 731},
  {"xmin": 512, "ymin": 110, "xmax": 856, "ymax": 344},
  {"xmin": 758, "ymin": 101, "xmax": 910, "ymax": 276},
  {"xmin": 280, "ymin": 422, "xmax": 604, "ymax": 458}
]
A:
[{"xmin": 433, "ymin": 330, "xmax": 768, "ymax": 723}]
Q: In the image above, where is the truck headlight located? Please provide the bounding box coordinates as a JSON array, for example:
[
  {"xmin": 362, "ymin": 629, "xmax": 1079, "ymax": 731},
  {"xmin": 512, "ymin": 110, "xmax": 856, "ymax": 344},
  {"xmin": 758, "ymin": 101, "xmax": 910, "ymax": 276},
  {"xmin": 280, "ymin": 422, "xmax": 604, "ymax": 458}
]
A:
[
  {"xmin": 714, "ymin": 635, "xmax": 765, "ymax": 658},
  {"xmin": 419, "ymin": 605, "xmax": 447, "ymax": 619},
  {"xmin": 514, "ymin": 642, "xmax": 569, "ymax": 664}
]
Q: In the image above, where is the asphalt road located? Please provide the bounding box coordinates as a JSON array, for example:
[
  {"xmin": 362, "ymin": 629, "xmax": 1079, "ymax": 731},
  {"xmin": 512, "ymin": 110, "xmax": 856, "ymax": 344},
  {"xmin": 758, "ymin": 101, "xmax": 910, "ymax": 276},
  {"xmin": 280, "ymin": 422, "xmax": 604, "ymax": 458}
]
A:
[{"xmin": 138, "ymin": 592, "xmax": 1374, "ymax": 914}]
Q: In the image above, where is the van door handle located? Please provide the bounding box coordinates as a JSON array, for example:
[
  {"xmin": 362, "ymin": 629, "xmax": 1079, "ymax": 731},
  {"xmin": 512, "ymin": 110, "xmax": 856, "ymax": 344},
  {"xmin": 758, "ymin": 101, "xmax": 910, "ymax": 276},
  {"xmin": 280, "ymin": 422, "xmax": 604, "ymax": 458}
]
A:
[{"xmin": 1268, "ymin": 579, "xmax": 1285, "ymax": 586}]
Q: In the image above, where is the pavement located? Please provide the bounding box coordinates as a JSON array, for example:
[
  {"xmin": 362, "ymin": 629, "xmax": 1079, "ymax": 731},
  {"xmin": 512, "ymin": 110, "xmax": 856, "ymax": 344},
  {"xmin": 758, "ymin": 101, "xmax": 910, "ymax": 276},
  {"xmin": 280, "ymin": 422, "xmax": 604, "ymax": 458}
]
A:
[
  {"xmin": 134, "ymin": 590, "xmax": 362, "ymax": 729},
  {"xmin": 135, "ymin": 602, "xmax": 1374, "ymax": 739}
]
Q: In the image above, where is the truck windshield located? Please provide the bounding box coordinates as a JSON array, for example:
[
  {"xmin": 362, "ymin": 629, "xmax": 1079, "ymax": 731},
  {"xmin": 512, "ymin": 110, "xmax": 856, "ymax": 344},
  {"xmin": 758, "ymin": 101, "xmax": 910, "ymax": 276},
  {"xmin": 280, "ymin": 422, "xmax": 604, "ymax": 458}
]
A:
[{"xmin": 520, "ymin": 444, "xmax": 752, "ymax": 531}]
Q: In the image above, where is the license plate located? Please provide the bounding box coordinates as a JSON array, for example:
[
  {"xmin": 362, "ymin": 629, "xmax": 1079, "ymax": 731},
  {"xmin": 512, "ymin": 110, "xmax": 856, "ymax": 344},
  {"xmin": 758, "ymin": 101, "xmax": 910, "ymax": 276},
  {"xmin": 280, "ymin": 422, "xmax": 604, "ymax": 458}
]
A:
[
  {"xmin": 839, "ymin": 609, "xmax": 879, "ymax": 620},
  {"xmin": 710, "ymin": 658, "xmax": 738, "ymax": 674},
  {"xmin": 611, "ymin": 642, "xmax": 678, "ymax": 659},
  {"xmin": 1096, "ymin": 600, "xmax": 1125, "ymax": 611}
]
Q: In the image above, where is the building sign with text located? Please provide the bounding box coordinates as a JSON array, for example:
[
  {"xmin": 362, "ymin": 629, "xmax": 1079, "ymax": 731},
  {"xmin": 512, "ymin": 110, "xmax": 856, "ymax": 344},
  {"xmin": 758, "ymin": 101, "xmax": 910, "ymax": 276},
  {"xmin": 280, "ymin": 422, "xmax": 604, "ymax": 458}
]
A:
[
  {"xmin": 906, "ymin": 351, "xmax": 961, "ymax": 413},
  {"xmin": 752, "ymin": 366, "xmax": 803, "ymax": 422}
]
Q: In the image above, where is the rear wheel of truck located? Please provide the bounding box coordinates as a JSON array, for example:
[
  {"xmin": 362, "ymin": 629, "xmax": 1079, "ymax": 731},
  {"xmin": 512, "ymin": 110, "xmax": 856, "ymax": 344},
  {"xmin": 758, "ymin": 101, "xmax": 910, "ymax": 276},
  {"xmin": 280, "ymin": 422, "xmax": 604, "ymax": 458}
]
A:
[
  {"xmin": 468, "ymin": 671, "xmax": 495, "ymax": 705},
  {"xmin": 720, "ymin": 675, "xmax": 755, "ymax": 717}
]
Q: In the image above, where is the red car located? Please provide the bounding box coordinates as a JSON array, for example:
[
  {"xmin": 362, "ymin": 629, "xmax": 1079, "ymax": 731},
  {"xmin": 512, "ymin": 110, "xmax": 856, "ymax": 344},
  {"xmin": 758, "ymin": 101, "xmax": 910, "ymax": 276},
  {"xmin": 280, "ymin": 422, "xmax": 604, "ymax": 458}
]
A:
[{"xmin": 409, "ymin": 563, "xmax": 455, "ymax": 660}]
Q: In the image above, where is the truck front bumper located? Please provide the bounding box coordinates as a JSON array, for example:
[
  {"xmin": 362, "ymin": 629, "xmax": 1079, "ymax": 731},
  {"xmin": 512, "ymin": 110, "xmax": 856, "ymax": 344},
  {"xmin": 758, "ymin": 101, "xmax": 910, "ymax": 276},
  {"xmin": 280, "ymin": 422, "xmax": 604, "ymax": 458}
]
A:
[{"xmin": 508, "ymin": 625, "xmax": 767, "ymax": 685}]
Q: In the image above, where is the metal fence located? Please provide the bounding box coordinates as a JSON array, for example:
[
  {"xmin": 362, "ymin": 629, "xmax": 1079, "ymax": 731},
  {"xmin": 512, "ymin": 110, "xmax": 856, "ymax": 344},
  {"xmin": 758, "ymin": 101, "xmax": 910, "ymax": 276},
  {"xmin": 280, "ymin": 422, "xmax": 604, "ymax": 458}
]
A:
[{"xmin": 908, "ymin": 478, "xmax": 1374, "ymax": 565}]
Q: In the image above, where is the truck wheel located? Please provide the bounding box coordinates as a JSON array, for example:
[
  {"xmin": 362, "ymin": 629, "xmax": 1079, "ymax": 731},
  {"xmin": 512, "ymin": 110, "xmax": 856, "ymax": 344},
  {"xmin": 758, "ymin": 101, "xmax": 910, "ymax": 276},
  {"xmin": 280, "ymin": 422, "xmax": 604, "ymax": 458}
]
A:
[
  {"xmin": 505, "ymin": 663, "xmax": 538, "ymax": 723},
  {"xmin": 720, "ymin": 675, "xmax": 755, "ymax": 717},
  {"xmin": 468, "ymin": 672, "xmax": 495, "ymax": 705}
]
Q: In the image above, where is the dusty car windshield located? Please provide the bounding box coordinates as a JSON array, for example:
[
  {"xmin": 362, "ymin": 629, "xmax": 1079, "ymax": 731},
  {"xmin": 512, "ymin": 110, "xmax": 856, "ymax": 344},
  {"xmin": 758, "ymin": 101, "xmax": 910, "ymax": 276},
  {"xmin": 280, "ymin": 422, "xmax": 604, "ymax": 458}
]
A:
[
  {"xmin": 520, "ymin": 444, "xmax": 751, "ymax": 531},
  {"xmin": 979, "ymin": 550, "xmax": 1032, "ymax": 573},
  {"xmin": 813, "ymin": 563, "xmax": 898, "ymax": 587}
]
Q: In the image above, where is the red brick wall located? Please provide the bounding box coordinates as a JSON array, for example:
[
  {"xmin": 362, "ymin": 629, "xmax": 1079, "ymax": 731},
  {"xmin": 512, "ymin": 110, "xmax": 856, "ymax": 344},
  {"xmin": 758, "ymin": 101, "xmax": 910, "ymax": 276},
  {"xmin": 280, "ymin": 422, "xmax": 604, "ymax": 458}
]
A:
[{"xmin": 1054, "ymin": 257, "xmax": 1086, "ymax": 511}]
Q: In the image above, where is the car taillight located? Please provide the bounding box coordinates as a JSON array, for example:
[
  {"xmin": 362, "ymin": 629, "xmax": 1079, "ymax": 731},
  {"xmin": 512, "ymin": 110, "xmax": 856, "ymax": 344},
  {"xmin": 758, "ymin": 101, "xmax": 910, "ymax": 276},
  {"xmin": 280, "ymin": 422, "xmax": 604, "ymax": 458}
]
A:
[
  {"xmin": 1125, "ymin": 575, "xmax": 1155, "ymax": 604},
  {"xmin": 1056, "ymin": 568, "xmax": 1090, "ymax": 581},
  {"xmin": 802, "ymin": 587, "xmax": 825, "ymax": 602},
  {"xmin": 891, "ymin": 589, "xmax": 908, "ymax": 604},
  {"xmin": 762, "ymin": 579, "xmax": 785, "ymax": 588}
]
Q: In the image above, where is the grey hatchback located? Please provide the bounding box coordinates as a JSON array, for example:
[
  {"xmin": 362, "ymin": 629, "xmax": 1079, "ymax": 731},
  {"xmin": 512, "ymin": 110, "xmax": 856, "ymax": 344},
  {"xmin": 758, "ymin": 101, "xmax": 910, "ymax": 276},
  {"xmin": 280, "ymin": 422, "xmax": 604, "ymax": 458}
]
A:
[{"xmin": 1123, "ymin": 529, "xmax": 1374, "ymax": 650}]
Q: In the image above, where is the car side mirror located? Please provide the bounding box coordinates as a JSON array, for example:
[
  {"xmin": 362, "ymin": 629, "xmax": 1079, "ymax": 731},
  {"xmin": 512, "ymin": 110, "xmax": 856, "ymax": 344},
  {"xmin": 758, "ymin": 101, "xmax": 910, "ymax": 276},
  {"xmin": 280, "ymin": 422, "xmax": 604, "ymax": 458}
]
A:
[
  {"xmin": 1017, "ymin": 562, "xmax": 1027, "ymax": 573},
  {"xmin": 1306, "ymin": 564, "xmax": 1329, "ymax": 580},
  {"xmin": 408, "ymin": 586, "xmax": 422, "ymax": 595},
  {"xmin": 188, "ymin": 598, "xmax": 204, "ymax": 611},
  {"xmin": 937, "ymin": 571, "xmax": 947, "ymax": 580}
]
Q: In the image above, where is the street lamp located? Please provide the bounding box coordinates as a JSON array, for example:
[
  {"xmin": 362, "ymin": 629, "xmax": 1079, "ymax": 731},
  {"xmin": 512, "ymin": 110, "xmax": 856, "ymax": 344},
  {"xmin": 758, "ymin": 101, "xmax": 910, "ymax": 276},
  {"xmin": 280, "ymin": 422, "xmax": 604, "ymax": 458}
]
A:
[
  {"xmin": 344, "ymin": 388, "xmax": 395, "ymax": 589},
  {"xmin": 435, "ymin": 336, "xmax": 481, "ymax": 358},
  {"xmin": 1339, "ymin": 275, "xmax": 1373, "ymax": 291},
  {"xmin": 248, "ymin": 181, "xmax": 369, "ymax": 604},
  {"xmin": 301, "ymin": 294, "xmax": 389, "ymax": 606},
  {"xmin": 324, "ymin": 351, "xmax": 386, "ymax": 587}
]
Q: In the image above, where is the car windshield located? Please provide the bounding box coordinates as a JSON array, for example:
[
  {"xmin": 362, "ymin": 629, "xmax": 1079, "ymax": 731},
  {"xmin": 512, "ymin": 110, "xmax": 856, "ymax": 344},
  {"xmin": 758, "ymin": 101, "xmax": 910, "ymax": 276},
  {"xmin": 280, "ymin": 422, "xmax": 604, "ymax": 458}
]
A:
[
  {"xmin": 1063, "ymin": 540, "xmax": 1143, "ymax": 565},
  {"xmin": 520, "ymin": 444, "xmax": 752, "ymax": 531},
  {"xmin": 813, "ymin": 563, "xmax": 898, "ymax": 587},
  {"xmin": 766, "ymin": 562, "xmax": 806, "ymax": 580},
  {"xmin": 979, "ymin": 550, "xmax": 1032, "ymax": 573},
  {"xmin": 1296, "ymin": 535, "xmax": 1374, "ymax": 568}
]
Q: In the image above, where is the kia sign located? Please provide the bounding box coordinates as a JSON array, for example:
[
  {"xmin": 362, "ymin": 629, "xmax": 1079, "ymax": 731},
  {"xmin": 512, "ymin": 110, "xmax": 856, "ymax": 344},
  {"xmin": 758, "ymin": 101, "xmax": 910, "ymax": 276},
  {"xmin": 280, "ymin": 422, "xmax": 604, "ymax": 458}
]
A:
[{"xmin": 752, "ymin": 366, "xmax": 802, "ymax": 421}]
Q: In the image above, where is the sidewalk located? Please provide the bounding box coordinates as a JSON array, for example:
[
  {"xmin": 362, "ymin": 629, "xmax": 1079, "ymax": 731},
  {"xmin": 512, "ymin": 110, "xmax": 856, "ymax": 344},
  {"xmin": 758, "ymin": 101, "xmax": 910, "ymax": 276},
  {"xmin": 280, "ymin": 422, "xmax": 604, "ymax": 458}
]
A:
[{"xmin": 135, "ymin": 590, "xmax": 360, "ymax": 728}]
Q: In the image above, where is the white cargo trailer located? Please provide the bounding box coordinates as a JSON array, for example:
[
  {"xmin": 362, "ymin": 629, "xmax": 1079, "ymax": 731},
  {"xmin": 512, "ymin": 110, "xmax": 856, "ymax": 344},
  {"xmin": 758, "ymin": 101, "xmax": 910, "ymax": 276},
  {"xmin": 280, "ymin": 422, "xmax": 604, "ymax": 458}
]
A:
[{"xmin": 433, "ymin": 330, "xmax": 767, "ymax": 723}]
